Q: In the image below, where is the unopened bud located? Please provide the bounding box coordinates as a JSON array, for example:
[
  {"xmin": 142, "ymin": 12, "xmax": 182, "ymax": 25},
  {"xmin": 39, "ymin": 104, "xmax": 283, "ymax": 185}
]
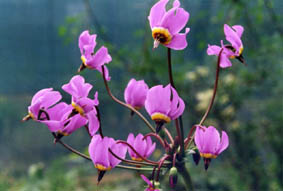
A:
[
  {"xmin": 193, "ymin": 149, "xmax": 200, "ymax": 165},
  {"xmin": 169, "ymin": 167, "xmax": 178, "ymax": 188}
]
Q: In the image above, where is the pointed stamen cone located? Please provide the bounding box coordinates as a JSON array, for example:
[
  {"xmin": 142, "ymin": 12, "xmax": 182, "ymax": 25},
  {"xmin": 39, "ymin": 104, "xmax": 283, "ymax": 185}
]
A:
[
  {"xmin": 97, "ymin": 170, "xmax": 106, "ymax": 184},
  {"xmin": 156, "ymin": 122, "xmax": 164, "ymax": 133},
  {"xmin": 22, "ymin": 114, "xmax": 31, "ymax": 122},
  {"xmin": 153, "ymin": 39, "xmax": 160, "ymax": 49},
  {"xmin": 77, "ymin": 63, "xmax": 86, "ymax": 73},
  {"xmin": 193, "ymin": 150, "xmax": 201, "ymax": 165},
  {"xmin": 236, "ymin": 55, "xmax": 246, "ymax": 65},
  {"xmin": 130, "ymin": 110, "xmax": 135, "ymax": 117},
  {"xmin": 204, "ymin": 158, "xmax": 211, "ymax": 170},
  {"xmin": 68, "ymin": 109, "xmax": 78, "ymax": 119}
]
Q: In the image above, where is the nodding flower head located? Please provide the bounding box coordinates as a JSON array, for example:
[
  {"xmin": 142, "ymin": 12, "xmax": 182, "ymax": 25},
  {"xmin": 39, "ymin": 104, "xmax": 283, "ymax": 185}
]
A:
[
  {"xmin": 40, "ymin": 102, "xmax": 88, "ymax": 136},
  {"xmin": 124, "ymin": 78, "xmax": 149, "ymax": 110},
  {"xmin": 89, "ymin": 135, "xmax": 127, "ymax": 171},
  {"xmin": 148, "ymin": 0, "xmax": 190, "ymax": 50},
  {"xmin": 194, "ymin": 126, "xmax": 229, "ymax": 170},
  {"xmin": 62, "ymin": 75, "xmax": 100, "ymax": 136},
  {"xmin": 145, "ymin": 84, "xmax": 185, "ymax": 126},
  {"xmin": 78, "ymin": 30, "xmax": 112, "ymax": 81},
  {"xmin": 127, "ymin": 133, "xmax": 156, "ymax": 161},
  {"xmin": 26, "ymin": 88, "xmax": 62, "ymax": 120},
  {"xmin": 141, "ymin": 174, "xmax": 160, "ymax": 191},
  {"xmin": 207, "ymin": 24, "xmax": 244, "ymax": 68}
]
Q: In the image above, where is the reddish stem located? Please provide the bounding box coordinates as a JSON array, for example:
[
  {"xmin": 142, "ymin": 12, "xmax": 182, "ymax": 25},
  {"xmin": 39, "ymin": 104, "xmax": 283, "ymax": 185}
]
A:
[{"xmin": 143, "ymin": 133, "xmax": 166, "ymax": 148}]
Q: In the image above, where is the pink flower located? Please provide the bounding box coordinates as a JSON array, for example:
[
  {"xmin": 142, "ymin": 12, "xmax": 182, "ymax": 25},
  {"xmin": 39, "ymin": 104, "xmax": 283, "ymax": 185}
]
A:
[
  {"xmin": 194, "ymin": 126, "xmax": 229, "ymax": 169},
  {"xmin": 124, "ymin": 79, "xmax": 149, "ymax": 110},
  {"xmin": 145, "ymin": 84, "xmax": 185, "ymax": 124},
  {"xmin": 89, "ymin": 135, "xmax": 127, "ymax": 171},
  {"xmin": 141, "ymin": 174, "xmax": 160, "ymax": 191},
  {"xmin": 40, "ymin": 102, "xmax": 88, "ymax": 136},
  {"xmin": 148, "ymin": 0, "xmax": 190, "ymax": 50},
  {"xmin": 78, "ymin": 30, "xmax": 112, "ymax": 81},
  {"xmin": 127, "ymin": 133, "xmax": 156, "ymax": 161},
  {"xmin": 207, "ymin": 24, "xmax": 244, "ymax": 68},
  {"xmin": 27, "ymin": 88, "xmax": 62, "ymax": 120},
  {"xmin": 62, "ymin": 75, "xmax": 100, "ymax": 136}
]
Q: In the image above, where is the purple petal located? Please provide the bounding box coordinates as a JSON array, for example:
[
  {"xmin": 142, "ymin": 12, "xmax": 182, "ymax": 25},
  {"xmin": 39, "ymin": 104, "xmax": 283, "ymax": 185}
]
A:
[
  {"xmin": 161, "ymin": 7, "xmax": 189, "ymax": 35},
  {"xmin": 173, "ymin": 0, "xmax": 180, "ymax": 8},
  {"xmin": 169, "ymin": 87, "xmax": 185, "ymax": 120},
  {"xmin": 219, "ymin": 51, "xmax": 233, "ymax": 68},
  {"xmin": 97, "ymin": 65, "xmax": 111, "ymax": 81},
  {"xmin": 134, "ymin": 133, "xmax": 147, "ymax": 157},
  {"xmin": 166, "ymin": 28, "xmax": 190, "ymax": 50},
  {"xmin": 148, "ymin": 0, "xmax": 169, "ymax": 29},
  {"xmin": 232, "ymin": 25, "xmax": 244, "ymax": 38},
  {"xmin": 79, "ymin": 30, "xmax": 97, "ymax": 55},
  {"xmin": 62, "ymin": 75, "xmax": 92, "ymax": 99},
  {"xmin": 124, "ymin": 79, "xmax": 149, "ymax": 108},
  {"xmin": 194, "ymin": 126, "xmax": 205, "ymax": 153},
  {"xmin": 86, "ymin": 46, "xmax": 112, "ymax": 69},
  {"xmin": 145, "ymin": 85, "xmax": 171, "ymax": 116},
  {"xmin": 40, "ymin": 120, "xmax": 63, "ymax": 132},
  {"xmin": 207, "ymin": 45, "xmax": 221, "ymax": 56},
  {"xmin": 202, "ymin": 126, "xmax": 220, "ymax": 154},
  {"xmin": 109, "ymin": 141, "xmax": 127, "ymax": 168},
  {"xmin": 62, "ymin": 114, "xmax": 88, "ymax": 135},
  {"xmin": 87, "ymin": 109, "xmax": 100, "ymax": 136},
  {"xmin": 127, "ymin": 133, "xmax": 135, "ymax": 157},
  {"xmin": 224, "ymin": 24, "xmax": 243, "ymax": 54},
  {"xmin": 89, "ymin": 135, "xmax": 102, "ymax": 160},
  {"xmin": 216, "ymin": 131, "xmax": 229, "ymax": 155}
]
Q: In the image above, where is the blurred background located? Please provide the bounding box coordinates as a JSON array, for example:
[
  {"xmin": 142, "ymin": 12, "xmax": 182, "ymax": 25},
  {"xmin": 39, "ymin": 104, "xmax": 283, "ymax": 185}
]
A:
[{"xmin": 0, "ymin": 0, "xmax": 282, "ymax": 190}]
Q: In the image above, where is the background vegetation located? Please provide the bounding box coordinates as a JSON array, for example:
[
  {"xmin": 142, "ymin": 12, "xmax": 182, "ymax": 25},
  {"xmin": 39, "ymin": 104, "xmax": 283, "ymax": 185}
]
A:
[{"xmin": 0, "ymin": 0, "xmax": 282, "ymax": 190}]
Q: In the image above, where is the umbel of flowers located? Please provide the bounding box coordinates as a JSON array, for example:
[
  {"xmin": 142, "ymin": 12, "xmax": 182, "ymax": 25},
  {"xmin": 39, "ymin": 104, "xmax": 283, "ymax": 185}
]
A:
[{"xmin": 23, "ymin": 0, "xmax": 245, "ymax": 190}]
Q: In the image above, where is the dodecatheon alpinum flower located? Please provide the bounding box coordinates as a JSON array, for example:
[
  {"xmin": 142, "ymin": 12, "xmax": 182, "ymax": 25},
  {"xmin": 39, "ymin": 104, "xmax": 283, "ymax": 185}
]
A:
[
  {"xmin": 141, "ymin": 174, "xmax": 160, "ymax": 191},
  {"xmin": 78, "ymin": 30, "xmax": 112, "ymax": 81},
  {"xmin": 148, "ymin": 0, "xmax": 190, "ymax": 50},
  {"xmin": 89, "ymin": 135, "xmax": 127, "ymax": 171},
  {"xmin": 124, "ymin": 78, "xmax": 149, "ymax": 110},
  {"xmin": 62, "ymin": 75, "xmax": 100, "ymax": 136},
  {"xmin": 23, "ymin": 88, "xmax": 62, "ymax": 121},
  {"xmin": 194, "ymin": 125, "xmax": 229, "ymax": 170},
  {"xmin": 127, "ymin": 133, "xmax": 156, "ymax": 161},
  {"xmin": 40, "ymin": 102, "xmax": 88, "ymax": 136},
  {"xmin": 207, "ymin": 24, "xmax": 244, "ymax": 68},
  {"xmin": 145, "ymin": 84, "xmax": 185, "ymax": 132}
]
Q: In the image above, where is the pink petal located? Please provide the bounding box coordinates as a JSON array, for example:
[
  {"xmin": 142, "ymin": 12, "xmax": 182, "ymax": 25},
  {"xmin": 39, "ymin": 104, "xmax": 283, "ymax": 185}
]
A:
[
  {"xmin": 62, "ymin": 75, "xmax": 92, "ymax": 99},
  {"xmin": 194, "ymin": 126, "xmax": 205, "ymax": 153},
  {"xmin": 93, "ymin": 137, "xmax": 111, "ymax": 168},
  {"xmin": 140, "ymin": 174, "xmax": 153, "ymax": 187},
  {"xmin": 87, "ymin": 110, "xmax": 100, "ymax": 136},
  {"xmin": 134, "ymin": 134, "xmax": 147, "ymax": 157},
  {"xmin": 216, "ymin": 131, "xmax": 229, "ymax": 155},
  {"xmin": 161, "ymin": 7, "xmax": 189, "ymax": 35},
  {"xmin": 127, "ymin": 133, "xmax": 135, "ymax": 157},
  {"xmin": 232, "ymin": 25, "xmax": 244, "ymax": 38},
  {"xmin": 87, "ymin": 46, "xmax": 112, "ymax": 69},
  {"xmin": 109, "ymin": 141, "xmax": 127, "ymax": 168},
  {"xmin": 173, "ymin": 0, "xmax": 180, "ymax": 8},
  {"xmin": 79, "ymin": 30, "xmax": 97, "ymax": 55},
  {"xmin": 202, "ymin": 126, "xmax": 220, "ymax": 154},
  {"xmin": 207, "ymin": 45, "xmax": 221, "ymax": 56},
  {"xmin": 62, "ymin": 114, "xmax": 88, "ymax": 135},
  {"xmin": 224, "ymin": 24, "xmax": 243, "ymax": 54},
  {"xmin": 148, "ymin": 0, "xmax": 169, "ymax": 29},
  {"xmin": 166, "ymin": 28, "xmax": 190, "ymax": 50}
]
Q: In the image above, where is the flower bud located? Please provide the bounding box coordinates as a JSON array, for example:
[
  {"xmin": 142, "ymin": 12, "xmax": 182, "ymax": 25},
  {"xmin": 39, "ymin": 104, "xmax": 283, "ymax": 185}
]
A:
[{"xmin": 169, "ymin": 167, "xmax": 178, "ymax": 188}]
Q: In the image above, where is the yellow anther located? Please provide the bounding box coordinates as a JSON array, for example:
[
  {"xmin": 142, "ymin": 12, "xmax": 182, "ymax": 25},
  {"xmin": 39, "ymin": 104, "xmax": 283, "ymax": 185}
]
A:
[
  {"xmin": 200, "ymin": 153, "xmax": 217, "ymax": 159},
  {"xmin": 152, "ymin": 27, "xmax": 172, "ymax": 45},
  {"xmin": 72, "ymin": 102, "xmax": 85, "ymax": 116}
]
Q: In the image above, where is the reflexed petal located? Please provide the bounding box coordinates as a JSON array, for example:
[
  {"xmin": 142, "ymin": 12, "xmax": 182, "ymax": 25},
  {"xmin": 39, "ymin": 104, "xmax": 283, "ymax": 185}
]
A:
[
  {"xmin": 124, "ymin": 79, "xmax": 136, "ymax": 105},
  {"xmin": 173, "ymin": 0, "xmax": 180, "ymax": 8},
  {"xmin": 128, "ymin": 80, "xmax": 148, "ymax": 108},
  {"xmin": 31, "ymin": 88, "xmax": 53, "ymax": 105},
  {"xmin": 148, "ymin": 0, "xmax": 169, "ymax": 28},
  {"xmin": 134, "ymin": 134, "xmax": 147, "ymax": 157},
  {"xmin": 145, "ymin": 85, "xmax": 171, "ymax": 116},
  {"xmin": 224, "ymin": 24, "xmax": 242, "ymax": 53},
  {"xmin": 62, "ymin": 75, "xmax": 92, "ymax": 99},
  {"xmin": 141, "ymin": 174, "xmax": 153, "ymax": 187},
  {"xmin": 202, "ymin": 126, "xmax": 220, "ymax": 154},
  {"xmin": 47, "ymin": 102, "xmax": 71, "ymax": 120},
  {"xmin": 87, "ymin": 110, "xmax": 100, "ymax": 136},
  {"xmin": 232, "ymin": 25, "xmax": 244, "ymax": 38},
  {"xmin": 79, "ymin": 30, "xmax": 97, "ymax": 55},
  {"xmin": 109, "ymin": 142, "xmax": 127, "ymax": 167},
  {"xmin": 219, "ymin": 52, "xmax": 233, "ymax": 68},
  {"xmin": 87, "ymin": 46, "xmax": 112, "ymax": 69},
  {"xmin": 194, "ymin": 126, "xmax": 205, "ymax": 153},
  {"xmin": 41, "ymin": 120, "xmax": 63, "ymax": 132},
  {"xmin": 76, "ymin": 97, "xmax": 95, "ymax": 114},
  {"xmin": 166, "ymin": 28, "xmax": 190, "ymax": 50},
  {"xmin": 89, "ymin": 135, "xmax": 102, "ymax": 159},
  {"xmin": 93, "ymin": 137, "xmax": 111, "ymax": 168},
  {"xmin": 97, "ymin": 65, "xmax": 111, "ymax": 81},
  {"xmin": 161, "ymin": 7, "xmax": 189, "ymax": 35},
  {"xmin": 146, "ymin": 142, "xmax": 156, "ymax": 157},
  {"xmin": 62, "ymin": 114, "xmax": 88, "ymax": 135},
  {"xmin": 207, "ymin": 45, "xmax": 221, "ymax": 56},
  {"xmin": 216, "ymin": 131, "xmax": 229, "ymax": 155},
  {"xmin": 127, "ymin": 133, "xmax": 135, "ymax": 157}
]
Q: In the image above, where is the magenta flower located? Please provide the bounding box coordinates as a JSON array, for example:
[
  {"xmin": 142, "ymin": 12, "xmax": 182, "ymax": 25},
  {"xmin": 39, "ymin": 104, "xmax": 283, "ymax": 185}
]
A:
[
  {"xmin": 145, "ymin": 84, "xmax": 185, "ymax": 125},
  {"xmin": 194, "ymin": 126, "xmax": 229, "ymax": 169},
  {"xmin": 78, "ymin": 30, "xmax": 112, "ymax": 81},
  {"xmin": 89, "ymin": 135, "xmax": 127, "ymax": 171},
  {"xmin": 124, "ymin": 78, "xmax": 149, "ymax": 110},
  {"xmin": 40, "ymin": 102, "xmax": 88, "ymax": 136},
  {"xmin": 127, "ymin": 133, "xmax": 156, "ymax": 161},
  {"xmin": 62, "ymin": 75, "xmax": 100, "ymax": 136},
  {"xmin": 141, "ymin": 174, "xmax": 160, "ymax": 191},
  {"xmin": 26, "ymin": 88, "xmax": 62, "ymax": 120},
  {"xmin": 207, "ymin": 24, "xmax": 244, "ymax": 68},
  {"xmin": 148, "ymin": 0, "xmax": 190, "ymax": 50}
]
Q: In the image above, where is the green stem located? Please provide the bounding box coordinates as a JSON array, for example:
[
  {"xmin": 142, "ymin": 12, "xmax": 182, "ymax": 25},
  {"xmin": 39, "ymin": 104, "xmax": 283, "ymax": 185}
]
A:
[{"xmin": 178, "ymin": 165, "xmax": 194, "ymax": 191}]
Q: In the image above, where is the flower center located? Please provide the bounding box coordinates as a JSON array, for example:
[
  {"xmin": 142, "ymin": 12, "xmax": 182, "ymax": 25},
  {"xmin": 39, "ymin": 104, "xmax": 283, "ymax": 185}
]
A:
[
  {"xmin": 81, "ymin": 55, "xmax": 92, "ymax": 69},
  {"xmin": 58, "ymin": 130, "xmax": 69, "ymax": 136},
  {"xmin": 152, "ymin": 27, "xmax": 172, "ymax": 45},
  {"xmin": 151, "ymin": 112, "xmax": 171, "ymax": 123},
  {"xmin": 95, "ymin": 164, "xmax": 112, "ymax": 171},
  {"xmin": 200, "ymin": 153, "xmax": 217, "ymax": 159},
  {"xmin": 28, "ymin": 112, "xmax": 36, "ymax": 120},
  {"xmin": 72, "ymin": 102, "xmax": 85, "ymax": 116}
]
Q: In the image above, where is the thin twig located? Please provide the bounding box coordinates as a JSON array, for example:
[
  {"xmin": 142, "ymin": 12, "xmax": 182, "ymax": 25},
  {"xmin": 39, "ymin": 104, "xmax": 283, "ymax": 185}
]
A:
[
  {"xmin": 101, "ymin": 66, "xmax": 155, "ymax": 133},
  {"xmin": 143, "ymin": 133, "xmax": 166, "ymax": 148}
]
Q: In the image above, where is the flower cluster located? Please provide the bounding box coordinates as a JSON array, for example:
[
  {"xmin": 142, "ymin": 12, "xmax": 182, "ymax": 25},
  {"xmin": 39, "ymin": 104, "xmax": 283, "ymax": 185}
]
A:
[{"xmin": 23, "ymin": 0, "xmax": 245, "ymax": 190}]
